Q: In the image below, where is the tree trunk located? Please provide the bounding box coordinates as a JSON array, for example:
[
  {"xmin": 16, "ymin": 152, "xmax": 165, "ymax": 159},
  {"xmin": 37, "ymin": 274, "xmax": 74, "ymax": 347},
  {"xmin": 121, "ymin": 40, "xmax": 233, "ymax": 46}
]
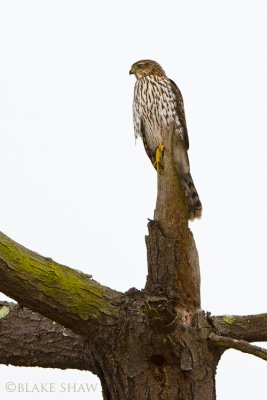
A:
[
  {"xmin": 86, "ymin": 126, "xmax": 220, "ymax": 399},
  {"xmin": 93, "ymin": 293, "xmax": 221, "ymax": 400}
]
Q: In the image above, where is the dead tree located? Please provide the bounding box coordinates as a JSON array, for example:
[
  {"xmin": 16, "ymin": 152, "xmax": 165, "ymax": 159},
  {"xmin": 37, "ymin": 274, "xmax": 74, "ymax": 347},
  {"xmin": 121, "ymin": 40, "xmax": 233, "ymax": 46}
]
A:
[{"xmin": 0, "ymin": 125, "xmax": 266, "ymax": 400}]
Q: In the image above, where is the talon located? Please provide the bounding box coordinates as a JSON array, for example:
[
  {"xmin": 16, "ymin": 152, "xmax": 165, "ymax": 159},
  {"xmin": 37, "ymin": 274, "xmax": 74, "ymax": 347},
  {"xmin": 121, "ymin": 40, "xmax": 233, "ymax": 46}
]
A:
[{"xmin": 153, "ymin": 145, "xmax": 165, "ymax": 173}]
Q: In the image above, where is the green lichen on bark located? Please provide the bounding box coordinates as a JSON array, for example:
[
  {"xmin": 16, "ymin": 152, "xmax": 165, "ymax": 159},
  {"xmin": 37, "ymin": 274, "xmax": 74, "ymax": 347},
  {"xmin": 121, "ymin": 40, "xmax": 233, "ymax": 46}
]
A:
[
  {"xmin": 222, "ymin": 315, "xmax": 235, "ymax": 324},
  {"xmin": 0, "ymin": 306, "xmax": 9, "ymax": 319},
  {"xmin": 0, "ymin": 232, "xmax": 118, "ymax": 322}
]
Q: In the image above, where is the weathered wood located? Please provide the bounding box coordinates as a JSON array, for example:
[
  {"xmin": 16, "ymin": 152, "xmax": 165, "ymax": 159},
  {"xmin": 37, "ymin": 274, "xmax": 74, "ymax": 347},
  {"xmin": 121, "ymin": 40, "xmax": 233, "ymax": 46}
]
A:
[
  {"xmin": 154, "ymin": 125, "xmax": 188, "ymax": 238},
  {"xmin": 145, "ymin": 125, "xmax": 200, "ymax": 311}
]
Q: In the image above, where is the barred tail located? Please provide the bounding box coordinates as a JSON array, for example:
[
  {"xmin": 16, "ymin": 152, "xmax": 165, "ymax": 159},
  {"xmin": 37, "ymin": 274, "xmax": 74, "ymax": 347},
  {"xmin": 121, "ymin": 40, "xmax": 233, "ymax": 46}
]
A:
[{"xmin": 181, "ymin": 173, "xmax": 202, "ymax": 220}]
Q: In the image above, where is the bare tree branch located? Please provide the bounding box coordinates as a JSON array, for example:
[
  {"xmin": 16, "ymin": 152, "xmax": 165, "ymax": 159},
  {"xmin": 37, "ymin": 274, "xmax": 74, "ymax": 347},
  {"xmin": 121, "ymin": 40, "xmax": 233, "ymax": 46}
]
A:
[
  {"xmin": 0, "ymin": 302, "xmax": 97, "ymax": 372},
  {"xmin": 209, "ymin": 332, "xmax": 267, "ymax": 362},
  {"xmin": 145, "ymin": 125, "xmax": 200, "ymax": 311},
  {"xmin": 209, "ymin": 314, "xmax": 267, "ymax": 342},
  {"xmin": 154, "ymin": 124, "xmax": 188, "ymax": 238},
  {"xmin": 0, "ymin": 232, "xmax": 121, "ymax": 336}
]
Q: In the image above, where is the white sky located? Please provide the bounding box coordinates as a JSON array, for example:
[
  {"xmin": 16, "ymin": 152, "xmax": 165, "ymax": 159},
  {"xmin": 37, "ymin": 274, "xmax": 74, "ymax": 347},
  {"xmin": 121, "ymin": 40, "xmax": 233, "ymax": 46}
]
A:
[{"xmin": 0, "ymin": 1, "xmax": 266, "ymax": 399}]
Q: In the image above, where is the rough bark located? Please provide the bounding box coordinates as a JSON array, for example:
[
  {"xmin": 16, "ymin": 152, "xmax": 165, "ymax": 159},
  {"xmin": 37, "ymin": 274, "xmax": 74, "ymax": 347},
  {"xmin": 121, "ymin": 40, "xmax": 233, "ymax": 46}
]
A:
[
  {"xmin": 209, "ymin": 313, "xmax": 267, "ymax": 342},
  {"xmin": 145, "ymin": 220, "xmax": 200, "ymax": 311},
  {"xmin": 0, "ymin": 124, "xmax": 266, "ymax": 399},
  {"xmin": 0, "ymin": 302, "xmax": 95, "ymax": 371},
  {"xmin": 92, "ymin": 293, "xmax": 221, "ymax": 400}
]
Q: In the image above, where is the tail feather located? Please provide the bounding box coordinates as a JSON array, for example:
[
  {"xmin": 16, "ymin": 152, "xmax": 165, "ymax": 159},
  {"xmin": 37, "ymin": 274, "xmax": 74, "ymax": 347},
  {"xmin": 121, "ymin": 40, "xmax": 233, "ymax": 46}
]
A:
[{"xmin": 181, "ymin": 173, "xmax": 202, "ymax": 220}]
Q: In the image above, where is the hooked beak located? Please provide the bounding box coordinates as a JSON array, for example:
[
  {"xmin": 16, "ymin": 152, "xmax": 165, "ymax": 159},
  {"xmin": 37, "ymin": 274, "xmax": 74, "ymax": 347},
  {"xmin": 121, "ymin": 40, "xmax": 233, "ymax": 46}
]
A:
[{"xmin": 129, "ymin": 67, "xmax": 134, "ymax": 75}]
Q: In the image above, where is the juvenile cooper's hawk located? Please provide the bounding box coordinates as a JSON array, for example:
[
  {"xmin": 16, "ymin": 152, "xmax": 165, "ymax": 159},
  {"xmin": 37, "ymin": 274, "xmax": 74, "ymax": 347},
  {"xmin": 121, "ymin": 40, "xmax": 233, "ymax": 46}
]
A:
[{"xmin": 129, "ymin": 59, "xmax": 202, "ymax": 220}]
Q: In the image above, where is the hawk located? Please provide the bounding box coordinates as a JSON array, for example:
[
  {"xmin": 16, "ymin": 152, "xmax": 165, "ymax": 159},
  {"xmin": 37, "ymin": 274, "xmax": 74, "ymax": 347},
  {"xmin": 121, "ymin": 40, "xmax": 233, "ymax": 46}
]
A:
[{"xmin": 129, "ymin": 59, "xmax": 202, "ymax": 220}]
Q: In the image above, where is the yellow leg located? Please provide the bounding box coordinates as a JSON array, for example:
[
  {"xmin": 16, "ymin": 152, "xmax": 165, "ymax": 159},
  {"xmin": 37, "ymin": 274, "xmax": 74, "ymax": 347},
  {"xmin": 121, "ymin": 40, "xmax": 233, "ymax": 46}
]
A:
[{"xmin": 153, "ymin": 145, "xmax": 165, "ymax": 173}]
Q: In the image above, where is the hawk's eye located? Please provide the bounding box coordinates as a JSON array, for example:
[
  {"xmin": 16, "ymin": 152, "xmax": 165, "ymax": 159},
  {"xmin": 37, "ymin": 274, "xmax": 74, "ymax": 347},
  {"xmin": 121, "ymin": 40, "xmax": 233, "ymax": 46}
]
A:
[{"xmin": 137, "ymin": 63, "xmax": 144, "ymax": 68}]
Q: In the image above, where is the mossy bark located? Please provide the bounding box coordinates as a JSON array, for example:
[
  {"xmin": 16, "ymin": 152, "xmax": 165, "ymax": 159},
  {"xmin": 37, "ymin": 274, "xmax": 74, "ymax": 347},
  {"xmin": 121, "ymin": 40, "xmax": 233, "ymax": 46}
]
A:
[{"xmin": 0, "ymin": 232, "xmax": 120, "ymax": 336}]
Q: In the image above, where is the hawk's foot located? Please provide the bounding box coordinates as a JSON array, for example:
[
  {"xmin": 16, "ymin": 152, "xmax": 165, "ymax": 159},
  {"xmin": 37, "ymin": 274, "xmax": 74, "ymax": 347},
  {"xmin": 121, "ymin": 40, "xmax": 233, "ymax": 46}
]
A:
[{"xmin": 153, "ymin": 145, "xmax": 165, "ymax": 173}]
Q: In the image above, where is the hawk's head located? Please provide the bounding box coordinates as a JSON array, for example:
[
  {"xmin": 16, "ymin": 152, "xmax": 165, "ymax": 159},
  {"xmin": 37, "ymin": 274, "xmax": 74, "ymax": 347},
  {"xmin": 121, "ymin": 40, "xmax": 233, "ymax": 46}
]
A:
[{"xmin": 129, "ymin": 60, "xmax": 165, "ymax": 80}]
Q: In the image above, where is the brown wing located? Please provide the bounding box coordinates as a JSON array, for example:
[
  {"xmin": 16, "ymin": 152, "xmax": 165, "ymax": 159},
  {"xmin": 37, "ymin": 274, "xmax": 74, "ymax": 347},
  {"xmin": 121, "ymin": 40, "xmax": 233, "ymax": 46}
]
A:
[
  {"xmin": 169, "ymin": 79, "xmax": 189, "ymax": 150},
  {"xmin": 140, "ymin": 117, "xmax": 156, "ymax": 165}
]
